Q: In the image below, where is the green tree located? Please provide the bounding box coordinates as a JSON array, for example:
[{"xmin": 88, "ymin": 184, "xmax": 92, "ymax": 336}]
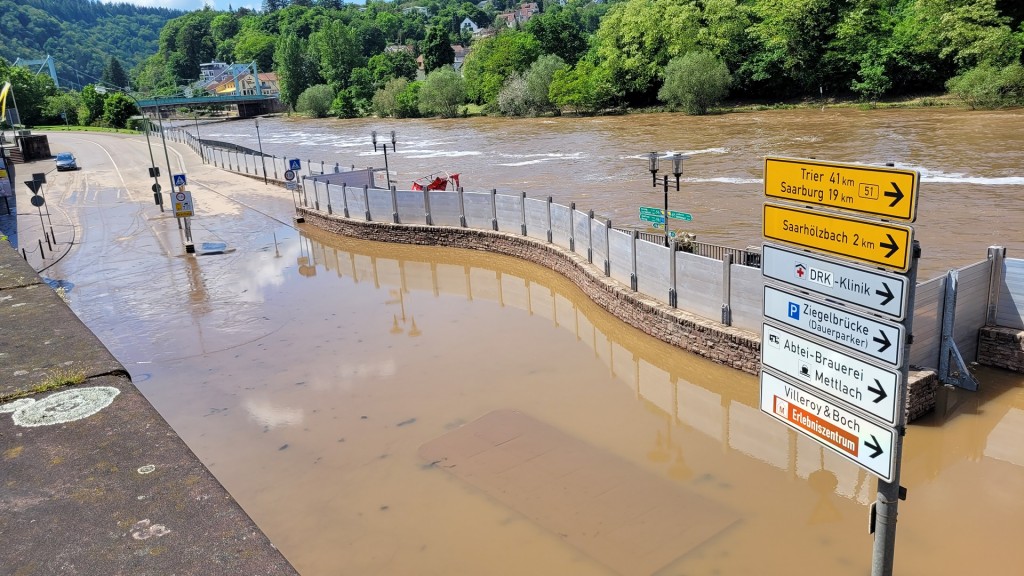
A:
[
  {"xmin": 296, "ymin": 84, "xmax": 334, "ymax": 117},
  {"xmin": 102, "ymin": 92, "xmax": 137, "ymax": 128},
  {"xmin": 42, "ymin": 91, "xmax": 81, "ymax": 125},
  {"xmin": 461, "ymin": 30, "xmax": 541, "ymax": 105},
  {"xmin": 367, "ymin": 51, "xmax": 419, "ymax": 87},
  {"xmin": 422, "ymin": 24, "xmax": 455, "ymax": 73},
  {"xmin": 159, "ymin": 11, "xmax": 218, "ymax": 82},
  {"xmin": 936, "ymin": 0, "xmax": 1022, "ymax": 69},
  {"xmin": 524, "ymin": 4, "xmax": 588, "ymax": 65},
  {"xmin": 525, "ymin": 54, "xmax": 566, "ymax": 114},
  {"xmin": 101, "ymin": 57, "xmax": 131, "ymax": 91},
  {"xmin": 658, "ymin": 51, "xmax": 732, "ymax": 115},
  {"xmin": 497, "ymin": 73, "xmax": 531, "ymax": 116},
  {"xmin": 234, "ymin": 30, "xmax": 276, "ymax": 73},
  {"xmin": 548, "ymin": 59, "xmax": 616, "ymax": 115},
  {"xmin": 310, "ymin": 20, "xmax": 361, "ymax": 90},
  {"xmin": 593, "ymin": 0, "xmax": 702, "ymax": 103},
  {"xmin": 1, "ymin": 65, "xmax": 55, "ymax": 126},
  {"xmin": 79, "ymin": 85, "xmax": 107, "ymax": 125},
  {"xmin": 372, "ymin": 77, "xmax": 420, "ymax": 118},
  {"xmin": 418, "ymin": 66, "xmax": 465, "ymax": 117},
  {"xmin": 274, "ymin": 34, "xmax": 320, "ymax": 109},
  {"xmin": 947, "ymin": 62, "xmax": 1024, "ymax": 108}
]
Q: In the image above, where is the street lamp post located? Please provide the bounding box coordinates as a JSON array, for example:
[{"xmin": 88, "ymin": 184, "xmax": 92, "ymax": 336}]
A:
[
  {"xmin": 96, "ymin": 85, "xmax": 163, "ymax": 210},
  {"xmin": 194, "ymin": 113, "xmax": 204, "ymax": 164},
  {"xmin": 255, "ymin": 118, "xmax": 268, "ymax": 184},
  {"xmin": 647, "ymin": 152, "xmax": 689, "ymax": 247},
  {"xmin": 372, "ymin": 130, "xmax": 396, "ymax": 188}
]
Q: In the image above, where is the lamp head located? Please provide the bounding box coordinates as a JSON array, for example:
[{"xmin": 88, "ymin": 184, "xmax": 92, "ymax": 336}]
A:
[
  {"xmin": 371, "ymin": 130, "xmax": 378, "ymax": 151},
  {"xmin": 672, "ymin": 153, "xmax": 688, "ymax": 177},
  {"xmin": 648, "ymin": 151, "xmax": 660, "ymax": 174},
  {"xmin": 390, "ymin": 130, "xmax": 396, "ymax": 149}
]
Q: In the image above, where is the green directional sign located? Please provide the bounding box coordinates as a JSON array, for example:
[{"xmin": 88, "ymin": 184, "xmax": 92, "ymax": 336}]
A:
[
  {"xmin": 668, "ymin": 210, "xmax": 692, "ymax": 221},
  {"xmin": 640, "ymin": 213, "xmax": 665, "ymax": 224},
  {"xmin": 640, "ymin": 206, "xmax": 665, "ymax": 216}
]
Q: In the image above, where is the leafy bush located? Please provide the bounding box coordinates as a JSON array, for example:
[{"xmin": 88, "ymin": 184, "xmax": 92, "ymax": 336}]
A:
[
  {"xmin": 418, "ymin": 67, "xmax": 466, "ymax": 118},
  {"xmin": 947, "ymin": 63, "xmax": 1024, "ymax": 109},
  {"xmin": 658, "ymin": 51, "xmax": 731, "ymax": 115},
  {"xmin": 296, "ymin": 84, "xmax": 335, "ymax": 118},
  {"xmin": 525, "ymin": 54, "xmax": 566, "ymax": 115},
  {"xmin": 497, "ymin": 73, "xmax": 531, "ymax": 117},
  {"xmin": 372, "ymin": 78, "xmax": 420, "ymax": 118},
  {"xmin": 548, "ymin": 60, "xmax": 616, "ymax": 115}
]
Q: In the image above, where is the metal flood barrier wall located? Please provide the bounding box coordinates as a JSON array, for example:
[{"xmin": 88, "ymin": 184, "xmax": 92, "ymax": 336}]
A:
[{"xmin": 166, "ymin": 127, "xmax": 1024, "ymax": 371}]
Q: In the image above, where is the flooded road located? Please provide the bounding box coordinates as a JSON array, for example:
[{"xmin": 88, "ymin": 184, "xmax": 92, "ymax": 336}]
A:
[
  {"xmin": 195, "ymin": 108, "xmax": 1024, "ymax": 280},
  {"xmin": 28, "ymin": 122, "xmax": 1024, "ymax": 576}
]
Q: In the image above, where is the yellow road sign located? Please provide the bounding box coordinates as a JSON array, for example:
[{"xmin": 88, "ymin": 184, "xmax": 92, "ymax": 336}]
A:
[
  {"xmin": 763, "ymin": 203, "xmax": 913, "ymax": 271},
  {"xmin": 764, "ymin": 157, "xmax": 919, "ymax": 222}
]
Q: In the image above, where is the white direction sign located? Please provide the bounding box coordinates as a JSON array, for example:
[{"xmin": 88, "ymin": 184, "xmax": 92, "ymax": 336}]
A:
[
  {"xmin": 762, "ymin": 243, "xmax": 910, "ymax": 319},
  {"xmin": 173, "ymin": 190, "xmax": 194, "ymax": 218},
  {"xmin": 761, "ymin": 323, "xmax": 899, "ymax": 425},
  {"xmin": 760, "ymin": 370, "xmax": 896, "ymax": 482},
  {"xmin": 763, "ymin": 284, "xmax": 905, "ymax": 368}
]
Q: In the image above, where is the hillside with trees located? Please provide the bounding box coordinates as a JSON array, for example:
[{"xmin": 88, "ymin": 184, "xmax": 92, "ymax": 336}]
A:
[
  {"xmin": 4, "ymin": 0, "xmax": 1023, "ymax": 129},
  {"xmin": 0, "ymin": 0, "xmax": 183, "ymax": 90},
  {"xmin": 131, "ymin": 0, "xmax": 1022, "ymax": 117}
]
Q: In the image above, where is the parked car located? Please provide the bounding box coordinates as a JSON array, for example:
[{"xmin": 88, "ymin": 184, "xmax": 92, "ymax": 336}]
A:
[{"xmin": 55, "ymin": 152, "xmax": 78, "ymax": 171}]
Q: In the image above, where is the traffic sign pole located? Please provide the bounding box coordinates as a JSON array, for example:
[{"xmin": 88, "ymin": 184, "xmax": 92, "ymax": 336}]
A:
[{"xmin": 871, "ymin": 241, "xmax": 919, "ymax": 576}]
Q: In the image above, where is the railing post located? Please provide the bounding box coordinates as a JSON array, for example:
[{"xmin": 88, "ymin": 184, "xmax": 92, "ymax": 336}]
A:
[
  {"xmin": 363, "ymin": 185, "xmax": 372, "ymax": 221},
  {"xmin": 341, "ymin": 183, "xmax": 350, "ymax": 218},
  {"xmin": 569, "ymin": 202, "xmax": 576, "ymax": 252},
  {"xmin": 490, "ymin": 189, "xmax": 498, "ymax": 231},
  {"xmin": 985, "ymin": 245, "xmax": 1006, "ymax": 326},
  {"xmin": 520, "ymin": 191, "xmax": 527, "ymax": 235},
  {"xmin": 424, "ymin": 187, "xmax": 433, "ymax": 226},
  {"xmin": 326, "ymin": 183, "xmax": 333, "ymax": 215},
  {"xmin": 630, "ymin": 229, "xmax": 638, "ymax": 291},
  {"xmin": 587, "ymin": 209, "xmax": 594, "ymax": 263},
  {"xmin": 546, "ymin": 197, "xmax": 553, "ymax": 243},
  {"xmin": 458, "ymin": 187, "xmax": 467, "ymax": 227},
  {"xmin": 604, "ymin": 220, "xmax": 612, "ymax": 276},
  {"xmin": 721, "ymin": 253, "xmax": 733, "ymax": 325},
  {"xmin": 391, "ymin": 185, "xmax": 400, "ymax": 224},
  {"xmin": 313, "ymin": 180, "xmax": 321, "ymax": 211},
  {"xmin": 669, "ymin": 239, "xmax": 678, "ymax": 307}
]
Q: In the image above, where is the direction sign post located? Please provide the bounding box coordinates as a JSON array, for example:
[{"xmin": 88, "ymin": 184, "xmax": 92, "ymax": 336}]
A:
[
  {"xmin": 760, "ymin": 370, "xmax": 896, "ymax": 482},
  {"xmin": 761, "ymin": 243, "xmax": 910, "ymax": 319},
  {"xmin": 763, "ymin": 203, "xmax": 913, "ymax": 272},
  {"xmin": 764, "ymin": 157, "xmax": 919, "ymax": 222}
]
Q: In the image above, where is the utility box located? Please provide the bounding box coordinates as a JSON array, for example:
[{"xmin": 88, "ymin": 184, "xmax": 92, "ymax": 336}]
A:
[{"xmin": 16, "ymin": 134, "xmax": 51, "ymax": 161}]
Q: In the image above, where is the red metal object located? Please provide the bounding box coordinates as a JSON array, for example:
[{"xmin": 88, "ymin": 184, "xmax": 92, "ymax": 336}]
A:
[{"xmin": 411, "ymin": 172, "xmax": 460, "ymax": 191}]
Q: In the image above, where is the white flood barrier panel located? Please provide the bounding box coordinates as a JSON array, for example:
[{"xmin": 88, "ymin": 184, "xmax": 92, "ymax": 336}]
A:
[
  {"xmin": 346, "ymin": 187, "xmax": 367, "ymax": 217},
  {"xmin": 573, "ymin": 210, "xmax": 590, "ymax": 258},
  {"xmin": 636, "ymin": 240, "xmax": 672, "ymax": 305},
  {"xmin": 997, "ymin": 258, "xmax": 1024, "ymax": 329},
  {"xmin": 524, "ymin": 198, "xmax": 548, "ymax": 241},
  {"xmin": 429, "ymin": 190, "xmax": 461, "ymax": 227},
  {"xmin": 591, "ymin": 219, "xmax": 609, "ymax": 265},
  {"xmin": 550, "ymin": 203, "xmax": 572, "ymax": 250},
  {"xmin": 910, "ymin": 275, "xmax": 944, "ymax": 368},
  {"xmin": 677, "ymin": 252, "xmax": 724, "ymax": 321},
  {"xmin": 495, "ymin": 193, "xmax": 522, "ymax": 234},
  {"xmin": 463, "ymin": 191, "xmax": 493, "ymax": 229},
  {"xmin": 608, "ymin": 228, "xmax": 634, "ymax": 287},
  {"xmin": 954, "ymin": 259, "xmax": 992, "ymax": 361},
  {"xmin": 366, "ymin": 188, "xmax": 393, "ymax": 222},
  {"xmin": 396, "ymin": 190, "xmax": 426, "ymax": 224},
  {"xmin": 730, "ymin": 263, "xmax": 765, "ymax": 332}
]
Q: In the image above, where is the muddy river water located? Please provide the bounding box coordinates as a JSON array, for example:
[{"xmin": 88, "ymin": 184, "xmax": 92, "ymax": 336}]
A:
[{"xmin": 38, "ymin": 108, "xmax": 1024, "ymax": 575}]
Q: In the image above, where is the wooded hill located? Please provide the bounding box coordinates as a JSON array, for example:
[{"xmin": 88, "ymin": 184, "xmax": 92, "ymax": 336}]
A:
[{"xmin": 0, "ymin": 0, "xmax": 183, "ymax": 89}]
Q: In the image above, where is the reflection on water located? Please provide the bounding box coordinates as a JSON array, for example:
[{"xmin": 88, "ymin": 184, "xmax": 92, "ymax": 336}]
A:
[{"xmin": 123, "ymin": 226, "xmax": 1023, "ymax": 575}]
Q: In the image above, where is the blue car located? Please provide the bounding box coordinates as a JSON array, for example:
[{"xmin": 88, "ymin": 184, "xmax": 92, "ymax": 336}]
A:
[{"xmin": 55, "ymin": 152, "xmax": 78, "ymax": 171}]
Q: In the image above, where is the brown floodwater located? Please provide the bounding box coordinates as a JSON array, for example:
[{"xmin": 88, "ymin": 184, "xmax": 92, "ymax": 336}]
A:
[{"xmin": 33, "ymin": 111, "xmax": 1024, "ymax": 576}]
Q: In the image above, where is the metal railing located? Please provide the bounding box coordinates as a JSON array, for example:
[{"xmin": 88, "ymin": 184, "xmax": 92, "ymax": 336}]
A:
[{"xmin": 633, "ymin": 231, "xmax": 761, "ymax": 268}]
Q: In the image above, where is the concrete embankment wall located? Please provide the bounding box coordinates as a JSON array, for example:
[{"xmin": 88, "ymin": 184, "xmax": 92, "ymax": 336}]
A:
[{"xmin": 0, "ymin": 244, "xmax": 297, "ymax": 575}]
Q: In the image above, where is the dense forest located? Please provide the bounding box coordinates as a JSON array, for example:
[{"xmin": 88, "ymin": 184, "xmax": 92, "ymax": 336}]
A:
[
  {"xmin": 3, "ymin": 0, "xmax": 1023, "ymax": 127},
  {"xmin": 0, "ymin": 0, "xmax": 183, "ymax": 89}
]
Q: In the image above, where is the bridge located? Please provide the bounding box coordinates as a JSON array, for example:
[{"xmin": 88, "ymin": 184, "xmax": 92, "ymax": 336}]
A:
[{"xmin": 137, "ymin": 94, "xmax": 279, "ymax": 118}]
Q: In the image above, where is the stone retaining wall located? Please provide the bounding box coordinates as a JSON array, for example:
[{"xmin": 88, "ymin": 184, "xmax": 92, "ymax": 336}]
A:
[
  {"xmin": 299, "ymin": 207, "xmax": 938, "ymax": 421},
  {"xmin": 978, "ymin": 326, "xmax": 1024, "ymax": 372}
]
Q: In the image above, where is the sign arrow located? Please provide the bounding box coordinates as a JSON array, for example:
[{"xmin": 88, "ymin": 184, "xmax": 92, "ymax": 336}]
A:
[
  {"xmin": 865, "ymin": 435, "xmax": 884, "ymax": 459},
  {"xmin": 880, "ymin": 234, "xmax": 900, "ymax": 258},
  {"xmin": 874, "ymin": 330, "xmax": 891, "ymax": 354},
  {"xmin": 884, "ymin": 182, "xmax": 904, "ymax": 207},
  {"xmin": 868, "ymin": 379, "xmax": 888, "ymax": 404},
  {"xmin": 876, "ymin": 282, "xmax": 895, "ymax": 306}
]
